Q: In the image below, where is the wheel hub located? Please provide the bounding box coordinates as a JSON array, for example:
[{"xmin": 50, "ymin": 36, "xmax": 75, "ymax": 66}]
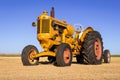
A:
[
  {"xmin": 107, "ymin": 53, "xmax": 111, "ymax": 62},
  {"xmin": 94, "ymin": 38, "xmax": 102, "ymax": 60},
  {"xmin": 63, "ymin": 48, "xmax": 70, "ymax": 64},
  {"xmin": 29, "ymin": 49, "xmax": 36, "ymax": 61}
]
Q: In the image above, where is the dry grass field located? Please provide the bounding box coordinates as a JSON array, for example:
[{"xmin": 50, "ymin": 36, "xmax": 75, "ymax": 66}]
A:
[{"xmin": 0, "ymin": 57, "xmax": 120, "ymax": 80}]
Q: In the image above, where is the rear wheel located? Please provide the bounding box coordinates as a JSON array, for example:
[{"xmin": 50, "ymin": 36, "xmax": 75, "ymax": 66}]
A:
[
  {"xmin": 56, "ymin": 43, "xmax": 72, "ymax": 66},
  {"xmin": 76, "ymin": 54, "xmax": 84, "ymax": 64},
  {"xmin": 81, "ymin": 31, "xmax": 103, "ymax": 64},
  {"xmin": 48, "ymin": 56, "xmax": 56, "ymax": 63},
  {"xmin": 21, "ymin": 45, "xmax": 39, "ymax": 66},
  {"xmin": 103, "ymin": 50, "xmax": 111, "ymax": 63}
]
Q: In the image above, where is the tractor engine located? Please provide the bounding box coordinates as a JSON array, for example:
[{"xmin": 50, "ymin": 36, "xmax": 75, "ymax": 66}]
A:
[{"xmin": 32, "ymin": 7, "xmax": 74, "ymax": 51}]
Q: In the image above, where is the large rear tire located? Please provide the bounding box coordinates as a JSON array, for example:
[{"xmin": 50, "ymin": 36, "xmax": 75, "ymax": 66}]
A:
[
  {"xmin": 48, "ymin": 56, "xmax": 56, "ymax": 63},
  {"xmin": 76, "ymin": 54, "xmax": 84, "ymax": 64},
  {"xmin": 56, "ymin": 43, "xmax": 72, "ymax": 66},
  {"xmin": 81, "ymin": 31, "xmax": 103, "ymax": 64},
  {"xmin": 21, "ymin": 45, "xmax": 39, "ymax": 66}
]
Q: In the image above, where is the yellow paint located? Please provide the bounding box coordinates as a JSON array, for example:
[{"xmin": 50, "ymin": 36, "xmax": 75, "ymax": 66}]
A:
[
  {"xmin": 31, "ymin": 10, "xmax": 94, "ymax": 59},
  {"xmin": 80, "ymin": 27, "xmax": 93, "ymax": 42},
  {"xmin": 34, "ymin": 51, "xmax": 56, "ymax": 58}
]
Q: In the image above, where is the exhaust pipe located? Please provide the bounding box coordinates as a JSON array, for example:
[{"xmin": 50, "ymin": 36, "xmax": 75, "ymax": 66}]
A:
[{"xmin": 50, "ymin": 7, "xmax": 55, "ymax": 18}]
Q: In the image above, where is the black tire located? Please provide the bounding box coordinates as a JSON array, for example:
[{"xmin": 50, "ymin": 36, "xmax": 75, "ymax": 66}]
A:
[
  {"xmin": 56, "ymin": 43, "xmax": 72, "ymax": 66},
  {"xmin": 21, "ymin": 45, "xmax": 39, "ymax": 66},
  {"xmin": 81, "ymin": 31, "xmax": 103, "ymax": 64},
  {"xmin": 76, "ymin": 54, "xmax": 84, "ymax": 64},
  {"xmin": 48, "ymin": 56, "xmax": 56, "ymax": 63},
  {"xmin": 103, "ymin": 50, "xmax": 111, "ymax": 63}
]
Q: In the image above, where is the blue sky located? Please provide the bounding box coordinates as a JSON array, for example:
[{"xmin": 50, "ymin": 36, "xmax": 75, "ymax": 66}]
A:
[{"xmin": 0, "ymin": 0, "xmax": 120, "ymax": 54}]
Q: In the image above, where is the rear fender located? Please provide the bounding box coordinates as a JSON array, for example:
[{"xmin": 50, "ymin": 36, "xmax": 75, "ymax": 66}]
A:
[{"xmin": 80, "ymin": 27, "xmax": 94, "ymax": 42}]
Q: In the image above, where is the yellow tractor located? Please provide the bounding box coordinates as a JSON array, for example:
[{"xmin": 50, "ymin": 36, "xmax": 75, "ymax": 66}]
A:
[{"xmin": 21, "ymin": 7, "xmax": 111, "ymax": 66}]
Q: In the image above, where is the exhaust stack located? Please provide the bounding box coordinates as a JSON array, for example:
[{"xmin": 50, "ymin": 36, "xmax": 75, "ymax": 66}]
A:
[{"xmin": 50, "ymin": 7, "xmax": 55, "ymax": 18}]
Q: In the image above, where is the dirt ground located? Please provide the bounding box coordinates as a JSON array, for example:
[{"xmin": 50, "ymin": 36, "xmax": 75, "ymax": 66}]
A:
[{"xmin": 0, "ymin": 57, "xmax": 120, "ymax": 80}]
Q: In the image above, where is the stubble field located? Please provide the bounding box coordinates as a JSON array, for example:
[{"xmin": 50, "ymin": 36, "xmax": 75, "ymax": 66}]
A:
[{"xmin": 0, "ymin": 57, "xmax": 120, "ymax": 80}]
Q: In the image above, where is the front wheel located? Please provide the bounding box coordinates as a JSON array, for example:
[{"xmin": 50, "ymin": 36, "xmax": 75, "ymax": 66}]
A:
[
  {"xmin": 21, "ymin": 45, "xmax": 39, "ymax": 66},
  {"xmin": 56, "ymin": 43, "xmax": 72, "ymax": 66}
]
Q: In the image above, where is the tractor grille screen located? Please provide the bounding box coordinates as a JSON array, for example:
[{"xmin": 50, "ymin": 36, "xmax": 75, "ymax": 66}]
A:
[{"xmin": 41, "ymin": 19, "xmax": 50, "ymax": 33}]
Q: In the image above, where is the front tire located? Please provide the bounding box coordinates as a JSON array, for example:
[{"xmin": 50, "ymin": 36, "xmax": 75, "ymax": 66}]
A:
[
  {"xmin": 81, "ymin": 31, "xmax": 103, "ymax": 64},
  {"xmin": 56, "ymin": 43, "xmax": 72, "ymax": 66},
  {"xmin": 21, "ymin": 45, "xmax": 39, "ymax": 66}
]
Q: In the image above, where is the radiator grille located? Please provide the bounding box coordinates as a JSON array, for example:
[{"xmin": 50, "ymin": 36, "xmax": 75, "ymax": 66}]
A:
[{"xmin": 41, "ymin": 19, "xmax": 50, "ymax": 33}]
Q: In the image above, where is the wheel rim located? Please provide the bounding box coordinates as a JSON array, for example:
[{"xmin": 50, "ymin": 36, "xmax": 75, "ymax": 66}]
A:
[
  {"xmin": 28, "ymin": 49, "xmax": 37, "ymax": 64},
  {"xmin": 94, "ymin": 38, "xmax": 102, "ymax": 60},
  {"xmin": 107, "ymin": 53, "xmax": 111, "ymax": 62},
  {"xmin": 63, "ymin": 48, "xmax": 70, "ymax": 64}
]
